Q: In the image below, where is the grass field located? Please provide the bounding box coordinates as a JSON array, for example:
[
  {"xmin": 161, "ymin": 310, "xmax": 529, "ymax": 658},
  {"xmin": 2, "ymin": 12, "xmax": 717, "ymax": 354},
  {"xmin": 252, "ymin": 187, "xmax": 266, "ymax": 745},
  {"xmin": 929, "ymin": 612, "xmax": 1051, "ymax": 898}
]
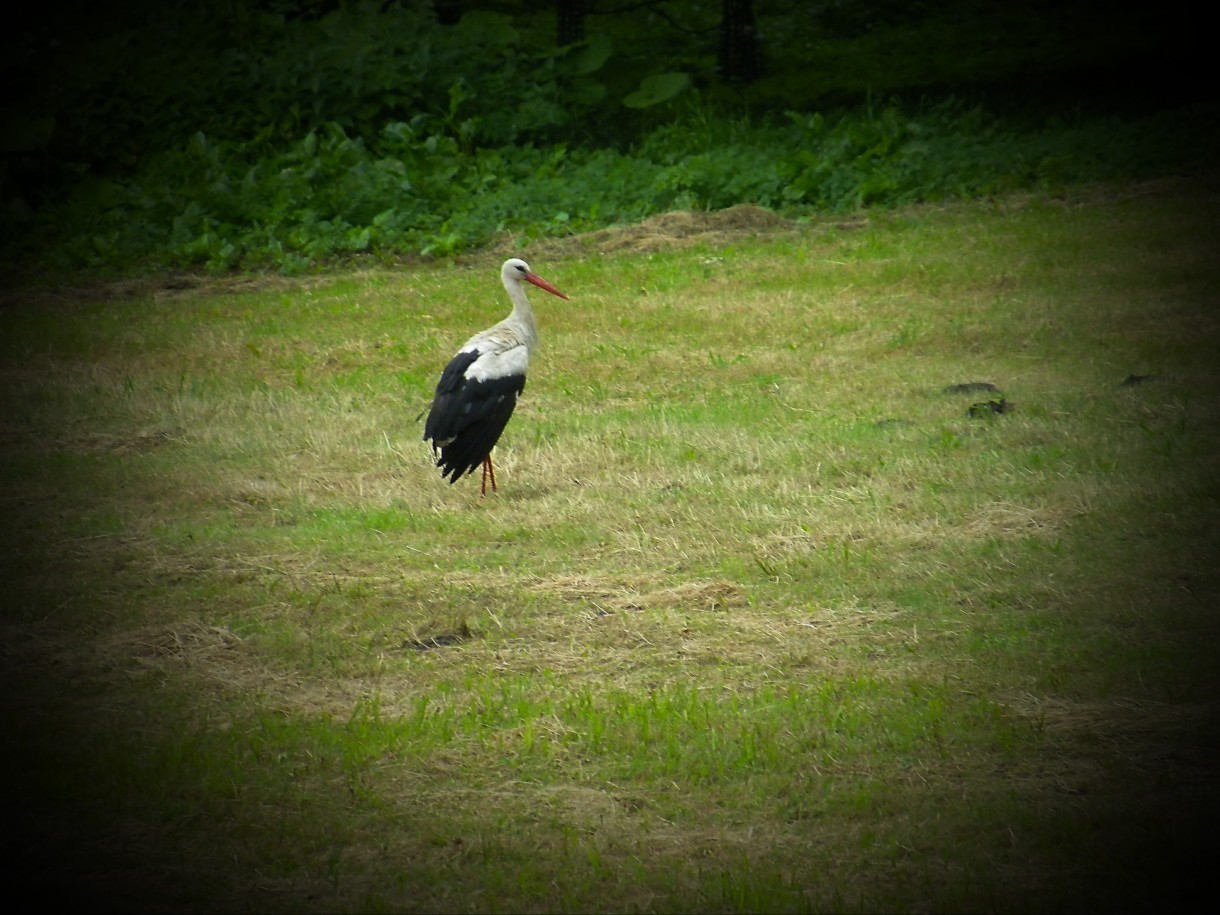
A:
[{"xmin": 3, "ymin": 177, "xmax": 1219, "ymax": 912}]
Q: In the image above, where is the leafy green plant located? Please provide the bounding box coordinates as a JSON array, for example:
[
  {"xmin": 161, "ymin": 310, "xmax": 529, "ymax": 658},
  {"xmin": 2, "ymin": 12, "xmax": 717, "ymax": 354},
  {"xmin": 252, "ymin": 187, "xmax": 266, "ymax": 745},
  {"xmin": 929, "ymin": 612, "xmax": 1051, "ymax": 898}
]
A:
[
  {"xmin": 14, "ymin": 95, "xmax": 1217, "ymax": 277},
  {"xmin": 5, "ymin": 0, "xmax": 1215, "ymax": 278}
]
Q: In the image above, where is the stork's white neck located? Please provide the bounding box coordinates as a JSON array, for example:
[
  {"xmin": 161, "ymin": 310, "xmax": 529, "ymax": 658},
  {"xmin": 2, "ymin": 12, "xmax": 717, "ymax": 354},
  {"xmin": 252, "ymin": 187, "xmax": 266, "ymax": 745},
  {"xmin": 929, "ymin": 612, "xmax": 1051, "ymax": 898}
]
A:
[{"xmin": 502, "ymin": 277, "xmax": 539, "ymax": 352}]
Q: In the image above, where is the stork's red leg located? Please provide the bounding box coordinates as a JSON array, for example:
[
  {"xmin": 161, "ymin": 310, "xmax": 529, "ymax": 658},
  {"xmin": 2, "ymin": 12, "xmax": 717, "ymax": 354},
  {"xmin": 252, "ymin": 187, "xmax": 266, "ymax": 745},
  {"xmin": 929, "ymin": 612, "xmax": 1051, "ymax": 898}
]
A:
[
  {"xmin": 480, "ymin": 455, "xmax": 498, "ymax": 497},
  {"xmin": 481, "ymin": 455, "xmax": 497, "ymax": 495}
]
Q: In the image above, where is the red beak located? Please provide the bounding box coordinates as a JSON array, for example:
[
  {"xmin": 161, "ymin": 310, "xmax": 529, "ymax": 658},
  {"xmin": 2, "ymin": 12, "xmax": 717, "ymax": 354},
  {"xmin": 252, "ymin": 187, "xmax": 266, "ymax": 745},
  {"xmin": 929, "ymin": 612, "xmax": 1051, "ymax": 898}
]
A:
[{"xmin": 526, "ymin": 272, "xmax": 570, "ymax": 300}]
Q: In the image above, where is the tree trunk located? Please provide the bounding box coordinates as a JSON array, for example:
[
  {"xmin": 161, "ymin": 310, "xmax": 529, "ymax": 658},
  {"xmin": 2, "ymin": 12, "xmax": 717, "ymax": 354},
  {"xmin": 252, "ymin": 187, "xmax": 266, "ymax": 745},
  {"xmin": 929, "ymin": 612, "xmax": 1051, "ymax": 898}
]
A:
[
  {"xmin": 556, "ymin": 0, "xmax": 585, "ymax": 45},
  {"xmin": 719, "ymin": 0, "xmax": 762, "ymax": 83}
]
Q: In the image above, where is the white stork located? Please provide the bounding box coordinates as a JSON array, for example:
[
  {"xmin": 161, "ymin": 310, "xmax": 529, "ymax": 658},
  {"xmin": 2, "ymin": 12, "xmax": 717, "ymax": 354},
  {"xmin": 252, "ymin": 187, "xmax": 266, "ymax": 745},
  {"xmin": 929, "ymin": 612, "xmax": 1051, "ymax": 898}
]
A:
[{"xmin": 423, "ymin": 257, "xmax": 569, "ymax": 495}]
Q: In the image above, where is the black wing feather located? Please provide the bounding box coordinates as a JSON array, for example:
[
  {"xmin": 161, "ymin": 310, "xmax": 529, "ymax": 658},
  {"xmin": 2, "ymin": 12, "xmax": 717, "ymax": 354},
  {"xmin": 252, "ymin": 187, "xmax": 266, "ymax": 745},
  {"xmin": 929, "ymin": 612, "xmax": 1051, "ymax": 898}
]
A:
[{"xmin": 423, "ymin": 348, "xmax": 526, "ymax": 484}]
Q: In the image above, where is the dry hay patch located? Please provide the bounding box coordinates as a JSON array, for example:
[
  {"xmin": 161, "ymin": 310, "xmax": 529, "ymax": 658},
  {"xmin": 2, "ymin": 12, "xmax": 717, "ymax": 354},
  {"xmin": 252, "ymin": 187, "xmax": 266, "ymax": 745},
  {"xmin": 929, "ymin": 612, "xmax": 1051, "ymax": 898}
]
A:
[
  {"xmin": 95, "ymin": 620, "xmax": 256, "ymax": 686},
  {"xmin": 3, "ymin": 426, "xmax": 181, "ymax": 456},
  {"xmin": 529, "ymin": 573, "xmax": 747, "ymax": 615},
  {"xmin": 0, "ymin": 269, "xmax": 345, "ymax": 310},
  {"xmin": 1000, "ymin": 696, "xmax": 1220, "ymax": 802},
  {"xmin": 1018, "ymin": 697, "xmax": 1218, "ymax": 755},
  {"xmin": 499, "ymin": 204, "xmax": 797, "ymax": 258},
  {"xmin": 93, "ymin": 618, "xmax": 390, "ymax": 720},
  {"xmin": 962, "ymin": 498, "xmax": 1089, "ymax": 539},
  {"xmin": 90, "ymin": 612, "xmax": 333, "ymax": 713},
  {"xmin": 793, "ymin": 601, "xmax": 916, "ymax": 655}
]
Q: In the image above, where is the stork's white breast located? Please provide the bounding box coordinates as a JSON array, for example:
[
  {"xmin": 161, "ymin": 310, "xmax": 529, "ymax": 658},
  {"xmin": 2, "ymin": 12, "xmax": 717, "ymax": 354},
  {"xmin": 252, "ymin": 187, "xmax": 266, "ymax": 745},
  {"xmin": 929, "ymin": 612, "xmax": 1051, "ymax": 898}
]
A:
[{"xmin": 462, "ymin": 341, "xmax": 529, "ymax": 383}]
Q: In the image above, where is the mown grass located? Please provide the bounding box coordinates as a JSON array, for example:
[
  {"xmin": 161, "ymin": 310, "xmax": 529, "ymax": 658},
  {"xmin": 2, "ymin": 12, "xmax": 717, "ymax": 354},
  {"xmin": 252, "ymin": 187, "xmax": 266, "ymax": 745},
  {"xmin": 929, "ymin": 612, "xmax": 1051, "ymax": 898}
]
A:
[{"xmin": 3, "ymin": 179, "xmax": 1219, "ymax": 912}]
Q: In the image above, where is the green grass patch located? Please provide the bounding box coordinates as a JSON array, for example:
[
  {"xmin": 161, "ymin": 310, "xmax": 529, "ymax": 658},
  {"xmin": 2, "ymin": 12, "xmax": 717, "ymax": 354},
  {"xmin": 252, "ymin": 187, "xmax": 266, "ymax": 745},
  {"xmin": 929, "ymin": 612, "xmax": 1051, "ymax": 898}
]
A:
[{"xmin": 3, "ymin": 179, "xmax": 1219, "ymax": 912}]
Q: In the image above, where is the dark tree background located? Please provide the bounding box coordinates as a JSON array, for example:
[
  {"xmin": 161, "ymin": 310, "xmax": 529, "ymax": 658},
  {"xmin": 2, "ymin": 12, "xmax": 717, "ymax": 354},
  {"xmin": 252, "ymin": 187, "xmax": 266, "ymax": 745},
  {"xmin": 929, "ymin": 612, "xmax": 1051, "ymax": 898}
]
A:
[
  {"xmin": 718, "ymin": 0, "xmax": 762, "ymax": 82},
  {"xmin": 556, "ymin": 0, "xmax": 586, "ymax": 45}
]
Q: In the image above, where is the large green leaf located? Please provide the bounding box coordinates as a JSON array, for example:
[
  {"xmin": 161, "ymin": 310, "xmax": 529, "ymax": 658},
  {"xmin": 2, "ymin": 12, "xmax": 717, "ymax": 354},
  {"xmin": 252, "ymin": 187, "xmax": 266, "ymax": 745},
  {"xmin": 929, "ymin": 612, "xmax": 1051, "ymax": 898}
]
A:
[
  {"xmin": 573, "ymin": 34, "xmax": 614, "ymax": 75},
  {"xmin": 623, "ymin": 72, "xmax": 691, "ymax": 109}
]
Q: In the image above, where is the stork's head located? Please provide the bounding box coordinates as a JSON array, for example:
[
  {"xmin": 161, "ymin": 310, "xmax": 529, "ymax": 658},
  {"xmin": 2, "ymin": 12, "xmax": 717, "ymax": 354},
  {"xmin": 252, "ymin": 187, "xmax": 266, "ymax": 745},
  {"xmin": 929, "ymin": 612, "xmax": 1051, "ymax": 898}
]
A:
[{"xmin": 502, "ymin": 258, "xmax": 569, "ymax": 300}]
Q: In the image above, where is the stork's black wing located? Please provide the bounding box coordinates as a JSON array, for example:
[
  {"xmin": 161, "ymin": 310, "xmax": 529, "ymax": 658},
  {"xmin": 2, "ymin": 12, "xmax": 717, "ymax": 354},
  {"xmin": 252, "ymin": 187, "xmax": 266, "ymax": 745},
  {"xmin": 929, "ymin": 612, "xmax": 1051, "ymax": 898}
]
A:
[{"xmin": 423, "ymin": 348, "xmax": 526, "ymax": 483}]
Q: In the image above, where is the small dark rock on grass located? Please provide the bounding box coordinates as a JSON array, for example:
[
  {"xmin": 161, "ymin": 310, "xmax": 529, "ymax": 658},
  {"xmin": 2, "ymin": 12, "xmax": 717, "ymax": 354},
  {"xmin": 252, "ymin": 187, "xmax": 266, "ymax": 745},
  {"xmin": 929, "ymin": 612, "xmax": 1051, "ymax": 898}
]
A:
[
  {"xmin": 968, "ymin": 398, "xmax": 1013, "ymax": 418},
  {"xmin": 1119, "ymin": 374, "xmax": 1161, "ymax": 387}
]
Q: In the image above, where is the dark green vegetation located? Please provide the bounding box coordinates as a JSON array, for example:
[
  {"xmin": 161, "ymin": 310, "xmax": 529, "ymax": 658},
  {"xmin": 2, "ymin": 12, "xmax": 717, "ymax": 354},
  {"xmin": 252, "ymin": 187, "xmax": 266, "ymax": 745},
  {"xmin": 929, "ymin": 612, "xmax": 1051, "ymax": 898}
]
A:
[
  {"xmin": 2, "ymin": 0, "xmax": 1213, "ymax": 276},
  {"xmin": 3, "ymin": 179, "xmax": 1219, "ymax": 911}
]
